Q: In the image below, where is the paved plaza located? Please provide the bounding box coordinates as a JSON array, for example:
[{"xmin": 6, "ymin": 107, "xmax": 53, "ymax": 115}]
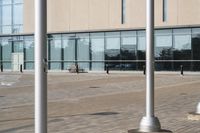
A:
[{"xmin": 0, "ymin": 72, "xmax": 200, "ymax": 133}]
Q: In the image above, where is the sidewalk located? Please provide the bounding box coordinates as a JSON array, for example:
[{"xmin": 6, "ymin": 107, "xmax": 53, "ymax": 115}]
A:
[{"xmin": 0, "ymin": 73, "xmax": 200, "ymax": 133}]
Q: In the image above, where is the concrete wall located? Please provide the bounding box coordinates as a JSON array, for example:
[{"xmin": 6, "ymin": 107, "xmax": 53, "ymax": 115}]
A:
[{"xmin": 23, "ymin": 0, "xmax": 200, "ymax": 34}]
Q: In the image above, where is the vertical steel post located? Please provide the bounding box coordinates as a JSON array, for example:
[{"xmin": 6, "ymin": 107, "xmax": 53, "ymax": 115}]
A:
[
  {"xmin": 146, "ymin": 0, "xmax": 155, "ymax": 119},
  {"xmin": 128, "ymin": 1, "xmax": 172, "ymax": 132},
  {"xmin": 197, "ymin": 102, "xmax": 200, "ymax": 114},
  {"xmin": 139, "ymin": 0, "xmax": 161, "ymax": 131},
  {"xmin": 35, "ymin": 0, "xmax": 47, "ymax": 133}
]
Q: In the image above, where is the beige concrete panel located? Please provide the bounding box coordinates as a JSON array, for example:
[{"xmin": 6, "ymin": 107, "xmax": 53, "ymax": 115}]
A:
[
  {"xmin": 155, "ymin": 0, "xmax": 178, "ymax": 27},
  {"xmin": 23, "ymin": 0, "xmax": 35, "ymax": 33},
  {"xmin": 178, "ymin": 0, "xmax": 200, "ymax": 25},
  {"xmin": 155, "ymin": 0, "xmax": 163, "ymax": 26},
  {"xmin": 47, "ymin": 0, "xmax": 70, "ymax": 33},
  {"xmin": 109, "ymin": 0, "xmax": 122, "ymax": 29},
  {"xmin": 126, "ymin": 0, "xmax": 146, "ymax": 29},
  {"xmin": 166, "ymin": 0, "xmax": 178, "ymax": 26},
  {"xmin": 89, "ymin": 0, "xmax": 109, "ymax": 30},
  {"xmin": 70, "ymin": 0, "xmax": 89, "ymax": 31}
]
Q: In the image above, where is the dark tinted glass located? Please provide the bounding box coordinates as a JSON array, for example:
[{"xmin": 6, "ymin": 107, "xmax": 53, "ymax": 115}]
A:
[{"xmin": 173, "ymin": 29, "xmax": 192, "ymax": 71}]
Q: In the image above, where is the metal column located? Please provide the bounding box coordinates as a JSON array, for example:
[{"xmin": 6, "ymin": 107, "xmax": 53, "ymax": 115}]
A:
[
  {"xmin": 35, "ymin": 0, "xmax": 47, "ymax": 133},
  {"xmin": 128, "ymin": 0, "xmax": 172, "ymax": 132},
  {"xmin": 138, "ymin": 0, "xmax": 161, "ymax": 131},
  {"xmin": 197, "ymin": 102, "xmax": 200, "ymax": 114}
]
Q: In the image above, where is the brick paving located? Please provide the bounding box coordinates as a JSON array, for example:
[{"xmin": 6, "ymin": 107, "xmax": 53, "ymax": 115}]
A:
[{"xmin": 0, "ymin": 72, "xmax": 200, "ymax": 133}]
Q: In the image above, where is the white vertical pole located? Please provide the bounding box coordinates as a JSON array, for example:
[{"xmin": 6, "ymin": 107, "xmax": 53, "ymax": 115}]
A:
[
  {"xmin": 197, "ymin": 102, "xmax": 200, "ymax": 114},
  {"xmin": 129, "ymin": 0, "xmax": 172, "ymax": 132},
  {"xmin": 35, "ymin": 0, "xmax": 47, "ymax": 133},
  {"xmin": 139, "ymin": 0, "xmax": 161, "ymax": 132},
  {"xmin": 146, "ymin": 0, "xmax": 155, "ymax": 118}
]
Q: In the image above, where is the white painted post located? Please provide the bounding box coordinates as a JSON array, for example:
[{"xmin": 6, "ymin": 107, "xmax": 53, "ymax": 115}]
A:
[
  {"xmin": 139, "ymin": 0, "xmax": 161, "ymax": 131},
  {"xmin": 35, "ymin": 0, "xmax": 47, "ymax": 133},
  {"xmin": 196, "ymin": 102, "xmax": 200, "ymax": 114}
]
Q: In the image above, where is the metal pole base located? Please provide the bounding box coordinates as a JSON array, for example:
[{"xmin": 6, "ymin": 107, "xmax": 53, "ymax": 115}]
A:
[
  {"xmin": 128, "ymin": 129, "xmax": 172, "ymax": 133},
  {"xmin": 188, "ymin": 102, "xmax": 200, "ymax": 121},
  {"xmin": 196, "ymin": 102, "xmax": 200, "ymax": 114},
  {"xmin": 128, "ymin": 117, "xmax": 172, "ymax": 133},
  {"xmin": 139, "ymin": 117, "xmax": 161, "ymax": 132}
]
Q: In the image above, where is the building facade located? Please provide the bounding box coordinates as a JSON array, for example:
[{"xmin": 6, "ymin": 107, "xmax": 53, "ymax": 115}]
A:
[{"xmin": 0, "ymin": 0, "xmax": 200, "ymax": 71}]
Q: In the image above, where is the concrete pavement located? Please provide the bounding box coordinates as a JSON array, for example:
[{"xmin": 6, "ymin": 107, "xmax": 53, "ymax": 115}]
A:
[{"xmin": 0, "ymin": 72, "xmax": 200, "ymax": 133}]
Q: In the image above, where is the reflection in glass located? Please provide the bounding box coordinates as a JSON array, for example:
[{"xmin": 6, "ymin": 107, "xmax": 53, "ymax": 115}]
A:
[
  {"xmin": 173, "ymin": 29, "xmax": 192, "ymax": 70},
  {"xmin": 62, "ymin": 34, "xmax": 76, "ymax": 70},
  {"xmin": 192, "ymin": 28, "xmax": 200, "ymax": 71},
  {"xmin": 91, "ymin": 33, "xmax": 105, "ymax": 71},
  {"xmin": 2, "ymin": 0, "xmax": 12, "ymax": 5},
  {"xmin": 2, "ymin": 5, "xmax": 11, "ymax": 25},
  {"xmin": 0, "ymin": 0, "xmax": 23, "ymax": 34},
  {"xmin": 24, "ymin": 36, "xmax": 34, "ymax": 69},
  {"xmin": 105, "ymin": 32, "xmax": 120, "ymax": 70},
  {"xmin": 13, "ymin": 36, "xmax": 23, "ymax": 52},
  {"xmin": 13, "ymin": 3, "xmax": 23, "ymax": 33},
  {"xmin": 137, "ymin": 31, "xmax": 146, "ymax": 70},
  {"xmin": 2, "ymin": 37, "xmax": 12, "ymax": 69},
  {"xmin": 2, "ymin": 5, "xmax": 12, "ymax": 34},
  {"xmin": 121, "ymin": 31, "xmax": 137, "ymax": 70},
  {"xmin": 77, "ymin": 34, "xmax": 90, "ymax": 71},
  {"xmin": 155, "ymin": 30, "xmax": 172, "ymax": 70},
  {"xmin": 49, "ymin": 35, "xmax": 62, "ymax": 70}
]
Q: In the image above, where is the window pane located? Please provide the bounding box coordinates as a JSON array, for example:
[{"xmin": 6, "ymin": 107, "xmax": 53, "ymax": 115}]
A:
[
  {"xmin": 14, "ymin": 0, "xmax": 23, "ymax": 4},
  {"xmin": 63, "ymin": 35, "xmax": 76, "ymax": 70},
  {"xmin": 192, "ymin": 29, "xmax": 200, "ymax": 71},
  {"xmin": 2, "ymin": 0, "xmax": 12, "ymax": 5},
  {"xmin": 137, "ymin": 31, "xmax": 146, "ymax": 70},
  {"xmin": 12, "ymin": 36, "xmax": 23, "ymax": 52},
  {"xmin": 13, "ymin": 4, "xmax": 23, "ymax": 25},
  {"xmin": 24, "ymin": 36, "xmax": 34, "ymax": 70},
  {"xmin": 121, "ymin": 31, "xmax": 137, "ymax": 70},
  {"xmin": 105, "ymin": 32, "xmax": 120, "ymax": 70},
  {"xmin": 155, "ymin": 30, "xmax": 173, "ymax": 70},
  {"xmin": 91, "ymin": 33, "xmax": 105, "ymax": 71},
  {"xmin": 49, "ymin": 36, "xmax": 62, "ymax": 70},
  {"xmin": 2, "ymin": 26, "xmax": 12, "ymax": 34},
  {"xmin": 2, "ymin": 38, "xmax": 12, "ymax": 69},
  {"xmin": 2, "ymin": 5, "xmax": 12, "ymax": 25},
  {"xmin": 192, "ymin": 28, "xmax": 200, "ymax": 34},
  {"xmin": 77, "ymin": 33, "xmax": 90, "ymax": 71},
  {"xmin": 174, "ymin": 35, "xmax": 191, "ymax": 50},
  {"xmin": 173, "ymin": 29, "xmax": 192, "ymax": 70},
  {"xmin": 13, "ymin": 25, "xmax": 23, "ymax": 33}
]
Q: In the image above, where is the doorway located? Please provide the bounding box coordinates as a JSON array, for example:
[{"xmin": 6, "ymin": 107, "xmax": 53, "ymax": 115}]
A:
[{"xmin": 12, "ymin": 53, "xmax": 24, "ymax": 71}]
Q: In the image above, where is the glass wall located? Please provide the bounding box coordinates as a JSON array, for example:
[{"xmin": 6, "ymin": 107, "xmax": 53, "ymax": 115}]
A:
[
  {"xmin": 1, "ymin": 37, "xmax": 12, "ymax": 69},
  {"xmin": 24, "ymin": 36, "xmax": 34, "ymax": 70},
  {"xmin": 77, "ymin": 33, "xmax": 90, "ymax": 71},
  {"xmin": 121, "ymin": 31, "xmax": 137, "ymax": 70},
  {"xmin": 0, "ymin": 27, "xmax": 200, "ymax": 71},
  {"xmin": 137, "ymin": 31, "xmax": 146, "ymax": 70},
  {"xmin": 62, "ymin": 34, "xmax": 76, "ymax": 70},
  {"xmin": 173, "ymin": 29, "xmax": 192, "ymax": 70},
  {"xmin": 48, "ymin": 35, "xmax": 62, "ymax": 70},
  {"xmin": 192, "ymin": 28, "xmax": 200, "ymax": 71},
  {"xmin": 13, "ymin": 36, "xmax": 23, "ymax": 52},
  {"xmin": 0, "ymin": 0, "xmax": 23, "ymax": 34},
  {"xmin": 105, "ymin": 32, "xmax": 120, "ymax": 70},
  {"xmin": 90, "ymin": 33, "xmax": 105, "ymax": 71},
  {"xmin": 155, "ymin": 30, "xmax": 173, "ymax": 70}
]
